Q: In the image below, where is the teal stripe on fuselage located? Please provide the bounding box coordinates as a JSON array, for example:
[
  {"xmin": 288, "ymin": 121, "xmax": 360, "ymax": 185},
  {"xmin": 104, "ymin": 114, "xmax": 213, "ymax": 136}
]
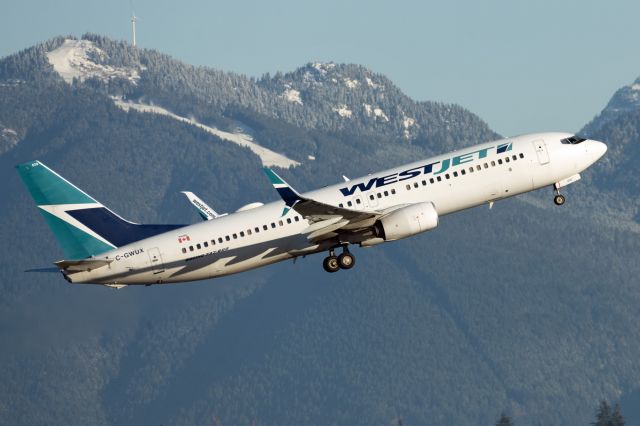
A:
[{"xmin": 16, "ymin": 161, "xmax": 96, "ymax": 205}]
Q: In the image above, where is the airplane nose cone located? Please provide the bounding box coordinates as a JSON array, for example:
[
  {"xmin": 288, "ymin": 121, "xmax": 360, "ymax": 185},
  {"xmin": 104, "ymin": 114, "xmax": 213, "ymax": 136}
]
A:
[{"xmin": 593, "ymin": 140, "xmax": 607, "ymax": 159}]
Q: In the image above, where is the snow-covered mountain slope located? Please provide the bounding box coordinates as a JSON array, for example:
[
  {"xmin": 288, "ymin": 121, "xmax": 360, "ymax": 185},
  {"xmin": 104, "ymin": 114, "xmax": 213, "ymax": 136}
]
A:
[
  {"xmin": 46, "ymin": 39, "xmax": 141, "ymax": 85},
  {"xmin": 113, "ymin": 98, "xmax": 300, "ymax": 168},
  {"xmin": 582, "ymin": 77, "xmax": 640, "ymax": 135}
]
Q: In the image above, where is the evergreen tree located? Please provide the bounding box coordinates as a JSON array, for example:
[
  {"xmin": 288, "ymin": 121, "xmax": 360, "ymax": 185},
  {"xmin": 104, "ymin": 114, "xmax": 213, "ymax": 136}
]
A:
[
  {"xmin": 611, "ymin": 403, "xmax": 625, "ymax": 426},
  {"xmin": 593, "ymin": 400, "xmax": 611, "ymax": 426},
  {"xmin": 496, "ymin": 413, "xmax": 514, "ymax": 426}
]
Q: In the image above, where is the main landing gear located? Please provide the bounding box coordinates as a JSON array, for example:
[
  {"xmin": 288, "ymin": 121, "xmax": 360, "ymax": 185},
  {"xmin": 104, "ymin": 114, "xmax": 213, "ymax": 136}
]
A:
[{"xmin": 322, "ymin": 246, "xmax": 356, "ymax": 273}]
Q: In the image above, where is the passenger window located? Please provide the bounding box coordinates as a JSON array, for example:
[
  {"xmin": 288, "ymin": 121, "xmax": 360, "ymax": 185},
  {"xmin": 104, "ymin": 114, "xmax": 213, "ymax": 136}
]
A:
[
  {"xmin": 339, "ymin": 203, "xmax": 344, "ymax": 207},
  {"xmin": 383, "ymin": 190, "xmax": 388, "ymax": 196},
  {"xmin": 347, "ymin": 201, "xmax": 353, "ymax": 207},
  {"xmin": 406, "ymin": 184, "xmax": 411, "ymax": 190},
  {"xmin": 491, "ymin": 161, "xmax": 496, "ymax": 167},
  {"xmin": 264, "ymin": 225, "xmax": 269, "ymax": 230},
  {"xmin": 204, "ymin": 241, "xmax": 208, "ymax": 248},
  {"xmin": 255, "ymin": 227, "xmax": 259, "ymax": 233},
  {"xmin": 476, "ymin": 165, "xmax": 481, "ymax": 171},
  {"xmin": 182, "ymin": 248, "xmax": 187, "ymax": 254},
  {"xmin": 356, "ymin": 198, "xmax": 361, "ymax": 204},
  {"xmin": 461, "ymin": 169, "xmax": 466, "ymax": 175},
  {"xmin": 437, "ymin": 176, "xmax": 442, "ymax": 182},
  {"xmin": 413, "ymin": 182, "xmax": 419, "ymax": 188},
  {"xmin": 232, "ymin": 234, "xmax": 237, "ymax": 239},
  {"xmin": 278, "ymin": 220, "xmax": 284, "ymax": 226},
  {"xmin": 225, "ymin": 236, "xmax": 230, "ymax": 241},
  {"xmin": 445, "ymin": 173, "xmax": 450, "ymax": 179},
  {"xmin": 240, "ymin": 231, "xmax": 245, "ymax": 237},
  {"xmin": 218, "ymin": 237, "xmax": 223, "ymax": 243},
  {"xmin": 377, "ymin": 193, "xmax": 382, "ymax": 199},
  {"xmin": 271, "ymin": 223, "xmax": 276, "ymax": 228},
  {"xmin": 453, "ymin": 171, "xmax": 458, "ymax": 177},
  {"xmin": 287, "ymin": 218, "xmax": 292, "ymax": 224},
  {"xmin": 370, "ymin": 194, "xmax": 375, "ymax": 200},
  {"xmin": 294, "ymin": 216, "xmax": 300, "ymax": 222},
  {"xmin": 422, "ymin": 180, "xmax": 427, "ymax": 186},
  {"xmin": 505, "ymin": 157, "xmax": 510, "ymax": 163},
  {"xmin": 498, "ymin": 159, "xmax": 503, "ymax": 165},
  {"xmin": 469, "ymin": 167, "xmax": 474, "ymax": 173},
  {"xmin": 483, "ymin": 163, "xmax": 488, "ymax": 169},
  {"xmin": 211, "ymin": 240, "xmax": 215, "ymax": 245},
  {"xmin": 512, "ymin": 155, "xmax": 517, "ymax": 161},
  {"xmin": 519, "ymin": 153, "xmax": 524, "ymax": 159},
  {"xmin": 189, "ymin": 246, "xmax": 194, "ymax": 252},
  {"xmin": 391, "ymin": 188, "xmax": 396, "ymax": 194},
  {"xmin": 196, "ymin": 243, "xmax": 201, "ymax": 249},
  {"xmin": 430, "ymin": 178, "xmax": 435, "ymax": 183},
  {"xmin": 247, "ymin": 229, "xmax": 252, "ymax": 235}
]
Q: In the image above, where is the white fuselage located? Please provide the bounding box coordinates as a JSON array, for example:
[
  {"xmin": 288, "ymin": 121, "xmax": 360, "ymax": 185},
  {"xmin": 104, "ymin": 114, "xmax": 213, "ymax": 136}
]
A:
[{"xmin": 66, "ymin": 132, "xmax": 607, "ymax": 285}]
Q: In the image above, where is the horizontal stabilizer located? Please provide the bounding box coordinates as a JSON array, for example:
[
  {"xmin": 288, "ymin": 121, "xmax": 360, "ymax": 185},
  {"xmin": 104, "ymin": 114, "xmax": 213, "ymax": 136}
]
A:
[{"xmin": 55, "ymin": 258, "xmax": 113, "ymax": 273}]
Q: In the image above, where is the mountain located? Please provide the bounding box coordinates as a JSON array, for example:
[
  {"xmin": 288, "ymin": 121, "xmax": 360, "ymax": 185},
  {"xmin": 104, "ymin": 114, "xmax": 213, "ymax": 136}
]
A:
[
  {"xmin": 579, "ymin": 78, "xmax": 640, "ymax": 200},
  {"xmin": 0, "ymin": 35, "xmax": 638, "ymax": 426}
]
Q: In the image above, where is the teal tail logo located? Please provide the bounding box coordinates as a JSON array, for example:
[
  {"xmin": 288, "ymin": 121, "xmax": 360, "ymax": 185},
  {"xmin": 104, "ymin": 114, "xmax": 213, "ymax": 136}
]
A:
[{"xmin": 16, "ymin": 161, "xmax": 116, "ymax": 259}]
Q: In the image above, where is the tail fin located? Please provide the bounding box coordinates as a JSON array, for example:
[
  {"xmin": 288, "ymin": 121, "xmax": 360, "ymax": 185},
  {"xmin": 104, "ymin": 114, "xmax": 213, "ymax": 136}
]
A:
[{"xmin": 16, "ymin": 161, "xmax": 185, "ymax": 259}]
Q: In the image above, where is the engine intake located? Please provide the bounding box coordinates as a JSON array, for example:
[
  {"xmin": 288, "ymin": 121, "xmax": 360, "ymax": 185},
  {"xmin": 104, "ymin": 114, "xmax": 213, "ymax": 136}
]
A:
[{"xmin": 375, "ymin": 202, "xmax": 438, "ymax": 241}]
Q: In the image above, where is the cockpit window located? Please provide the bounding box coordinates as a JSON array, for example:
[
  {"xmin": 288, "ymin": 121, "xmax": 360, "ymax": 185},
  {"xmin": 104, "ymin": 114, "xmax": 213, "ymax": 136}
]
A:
[{"xmin": 561, "ymin": 136, "xmax": 587, "ymax": 145}]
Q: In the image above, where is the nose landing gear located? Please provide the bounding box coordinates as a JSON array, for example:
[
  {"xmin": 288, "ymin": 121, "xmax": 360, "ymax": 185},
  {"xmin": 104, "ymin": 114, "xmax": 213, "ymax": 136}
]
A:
[
  {"xmin": 322, "ymin": 246, "xmax": 356, "ymax": 273},
  {"xmin": 553, "ymin": 184, "xmax": 566, "ymax": 206}
]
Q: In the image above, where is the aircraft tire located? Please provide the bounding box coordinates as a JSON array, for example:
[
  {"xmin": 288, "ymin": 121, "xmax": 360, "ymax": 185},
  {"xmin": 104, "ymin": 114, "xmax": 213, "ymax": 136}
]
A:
[
  {"xmin": 338, "ymin": 252, "xmax": 355, "ymax": 270},
  {"xmin": 323, "ymin": 256, "xmax": 340, "ymax": 273},
  {"xmin": 553, "ymin": 194, "xmax": 566, "ymax": 206}
]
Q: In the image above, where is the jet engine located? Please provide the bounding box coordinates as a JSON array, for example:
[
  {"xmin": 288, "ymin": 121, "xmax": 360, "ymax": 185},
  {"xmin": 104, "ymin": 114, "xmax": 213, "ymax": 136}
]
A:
[{"xmin": 374, "ymin": 202, "xmax": 438, "ymax": 241}]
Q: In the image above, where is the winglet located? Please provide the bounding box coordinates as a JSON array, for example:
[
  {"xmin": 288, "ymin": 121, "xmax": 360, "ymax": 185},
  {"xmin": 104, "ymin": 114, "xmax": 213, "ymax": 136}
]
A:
[
  {"xmin": 263, "ymin": 167, "xmax": 303, "ymax": 216},
  {"xmin": 180, "ymin": 191, "xmax": 223, "ymax": 221}
]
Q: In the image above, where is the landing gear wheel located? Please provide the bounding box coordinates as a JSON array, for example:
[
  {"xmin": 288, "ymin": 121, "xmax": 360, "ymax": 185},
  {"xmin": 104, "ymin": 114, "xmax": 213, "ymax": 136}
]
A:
[
  {"xmin": 553, "ymin": 194, "xmax": 566, "ymax": 206},
  {"xmin": 338, "ymin": 252, "xmax": 355, "ymax": 270},
  {"xmin": 323, "ymin": 256, "xmax": 340, "ymax": 273}
]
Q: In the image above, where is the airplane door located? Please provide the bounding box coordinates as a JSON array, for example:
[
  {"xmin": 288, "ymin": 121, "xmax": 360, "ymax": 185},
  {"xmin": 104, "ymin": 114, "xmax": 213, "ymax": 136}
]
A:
[
  {"xmin": 533, "ymin": 139, "xmax": 550, "ymax": 165},
  {"xmin": 148, "ymin": 247, "xmax": 165, "ymax": 274}
]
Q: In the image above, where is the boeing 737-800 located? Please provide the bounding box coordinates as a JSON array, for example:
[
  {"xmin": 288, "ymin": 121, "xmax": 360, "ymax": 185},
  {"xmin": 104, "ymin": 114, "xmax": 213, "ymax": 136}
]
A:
[{"xmin": 17, "ymin": 132, "xmax": 606, "ymax": 288}]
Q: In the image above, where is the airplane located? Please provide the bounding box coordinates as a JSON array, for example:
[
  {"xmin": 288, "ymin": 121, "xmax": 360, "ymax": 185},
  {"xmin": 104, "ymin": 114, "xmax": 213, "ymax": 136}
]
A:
[
  {"xmin": 180, "ymin": 191, "xmax": 227, "ymax": 220},
  {"xmin": 16, "ymin": 132, "xmax": 606, "ymax": 288}
]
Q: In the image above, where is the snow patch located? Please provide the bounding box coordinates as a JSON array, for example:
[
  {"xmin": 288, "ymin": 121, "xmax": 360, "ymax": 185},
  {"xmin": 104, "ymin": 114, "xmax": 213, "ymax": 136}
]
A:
[
  {"xmin": 47, "ymin": 39, "xmax": 141, "ymax": 85},
  {"xmin": 402, "ymin": 117, "xmax": 416, "ymax": 139},
  {"xmin": 365, "ymin": 76, "xmax": 384, "ymax": 90},
  {"xmin": 332, "ymin": 105, "xmax": 353, "ymax": 118},
  {"xmin": 113, "ymin": 98, "xmax": 300, "ymax": 168},
  {"xmin": 373, "ymin": 107, "xmax": 389, "ymax": 122},
  {"xmin": 363, "ymin": 104, "xmax": 389, "ymax": 122},
  {"xmin": 0, "ymin": 127, "xmax": 20, "ymax": 154},
  {"xmin": 344, "ymin": 78, "xmax": 359, "ymax": 89},
  {"xmin": 311, "ymin": 62, "xmax": 336, "ymax": 75},
  {"xmin": 631, "ymin": 84, "xmax": 640, "ymax": 91},
  {"xmin": 282, "ymin": 88, "xmax": 302, "ymax": 105},
  {"xmin": 402, "ymin": 117, "xmax": 416, "ymax": 129}
]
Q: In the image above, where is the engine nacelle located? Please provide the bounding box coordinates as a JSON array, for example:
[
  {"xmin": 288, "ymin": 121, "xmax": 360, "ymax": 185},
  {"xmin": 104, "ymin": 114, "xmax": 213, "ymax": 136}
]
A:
[{"xmin": 375, "ymin": 202, "xmax": 439, "ymax": 241}]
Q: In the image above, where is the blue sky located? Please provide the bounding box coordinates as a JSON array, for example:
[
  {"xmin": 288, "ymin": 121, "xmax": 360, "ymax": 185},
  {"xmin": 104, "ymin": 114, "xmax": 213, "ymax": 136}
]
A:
[{"xmin": 2, "ymin": 0, "xmax": 640, "ymax": 136}]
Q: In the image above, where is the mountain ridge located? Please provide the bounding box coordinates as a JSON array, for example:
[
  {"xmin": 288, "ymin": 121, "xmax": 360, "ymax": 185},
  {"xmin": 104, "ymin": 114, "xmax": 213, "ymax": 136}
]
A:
[{"xmin": 0, "ymin": 34, "xmax": 638, "ymax": 426}]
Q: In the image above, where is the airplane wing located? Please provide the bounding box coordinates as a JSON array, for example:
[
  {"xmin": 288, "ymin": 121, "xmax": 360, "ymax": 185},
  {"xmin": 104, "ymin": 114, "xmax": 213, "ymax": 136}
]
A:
[
  {"xmin": 263, "ymin": 168, "xmax": 382, "ymax": 241},
  {"xmin": 180, "ymin": 191, "xmax": 226, "ymax": 221}
]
